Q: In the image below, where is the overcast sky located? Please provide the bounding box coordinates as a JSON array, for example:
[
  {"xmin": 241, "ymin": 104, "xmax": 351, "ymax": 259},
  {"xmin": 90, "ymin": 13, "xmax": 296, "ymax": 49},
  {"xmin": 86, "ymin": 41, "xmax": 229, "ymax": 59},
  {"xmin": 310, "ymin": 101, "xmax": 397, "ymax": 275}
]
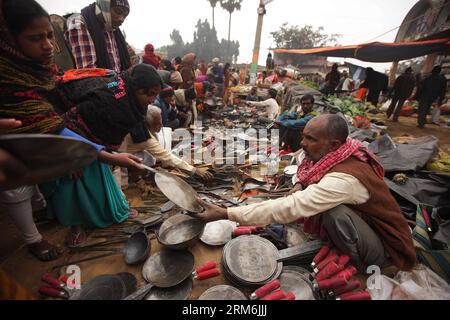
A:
[{"xmin": 37, "ymin": 0, "xmax": 419, "ymax": 72}]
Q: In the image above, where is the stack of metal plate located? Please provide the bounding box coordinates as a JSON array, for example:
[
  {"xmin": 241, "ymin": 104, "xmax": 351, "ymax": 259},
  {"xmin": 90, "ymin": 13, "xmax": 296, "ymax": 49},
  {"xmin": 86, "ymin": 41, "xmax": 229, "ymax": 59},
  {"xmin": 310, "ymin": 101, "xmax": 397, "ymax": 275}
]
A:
[
  {"xmin": 198, "ymin": 285, "xmax": 247, "ymax": 300},
  {"xmin": 221, "ymin": 236, "xmax": 282, "ymax": 288}
]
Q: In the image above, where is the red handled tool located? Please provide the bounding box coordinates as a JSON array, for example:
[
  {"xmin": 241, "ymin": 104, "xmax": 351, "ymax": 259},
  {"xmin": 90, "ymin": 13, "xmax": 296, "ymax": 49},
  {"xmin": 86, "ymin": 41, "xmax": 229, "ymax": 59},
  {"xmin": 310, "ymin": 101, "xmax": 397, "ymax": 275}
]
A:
[
  {"xmin": 250, "ymin": 280, "xmax": 281, "ymax": 300},
  {"xmin": 337, "ymin": 255, "xmax": 350, "ymax": 267},
  {"xmin": 422, "ymin": 208, "xmax": 433, "ymax": 233},
  {"xmin": 316, "ymin": 261, "xmax": 344, "ymax": 282},
  {"xmin": 313, "ymin": 275, "xmax": 348, "ymax": 292},
  {"xmin": 284, "ymin": 292, "xmax": 296, "ymax": 300},
  {"xmin": 333, "ymin": 266, "xmax": 358, "ymax": 280},
  {"xmin": 311, "ymin": 245, "xmax": 330, "ymax": 268},
  {"xmin": 328, "ymin": 280, "xmax": 361, "ymax": 298},
  {"xmin": 192, "ymin": 262, "xmax": 220, "ymax": 281},
  {"xmin": 39, "ymin": 274, "xmax": 76, "ymax": 299},
  {"xmin": 260, "ymin": 290, "xmax": 287, "ymax": 301},
  {"xmin": 337, "ymin": 291, "xmax": 371, "ymax": 301}
]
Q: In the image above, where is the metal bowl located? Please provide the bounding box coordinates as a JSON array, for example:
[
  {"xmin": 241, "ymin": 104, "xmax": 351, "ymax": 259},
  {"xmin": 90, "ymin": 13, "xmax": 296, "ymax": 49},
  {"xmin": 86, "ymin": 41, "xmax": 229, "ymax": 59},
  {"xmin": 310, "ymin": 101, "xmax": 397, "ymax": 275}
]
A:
[
  {"xmin": 124, "ymin": 231, "xmax": 151, "ymax": 265},
  {"xmin": 157, "ymin": 215, "xmax": 205, "ymax": 250}
]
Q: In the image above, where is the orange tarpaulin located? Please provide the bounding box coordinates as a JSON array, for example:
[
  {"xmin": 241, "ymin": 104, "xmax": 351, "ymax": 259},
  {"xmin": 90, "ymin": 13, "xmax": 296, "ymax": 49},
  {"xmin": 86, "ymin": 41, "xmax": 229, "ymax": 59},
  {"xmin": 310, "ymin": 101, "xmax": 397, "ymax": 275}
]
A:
[{"xmin": 273, "ymin": 38, "xmax": 450, "ymax": 62}]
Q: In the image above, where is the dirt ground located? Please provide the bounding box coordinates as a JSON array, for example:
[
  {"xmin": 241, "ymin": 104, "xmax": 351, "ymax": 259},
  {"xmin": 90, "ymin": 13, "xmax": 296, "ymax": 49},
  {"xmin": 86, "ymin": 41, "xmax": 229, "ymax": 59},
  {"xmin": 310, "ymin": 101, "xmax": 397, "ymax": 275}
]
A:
[{"xmin": 0, "ymin": 116, "xmax": 448, "ymax": 299}]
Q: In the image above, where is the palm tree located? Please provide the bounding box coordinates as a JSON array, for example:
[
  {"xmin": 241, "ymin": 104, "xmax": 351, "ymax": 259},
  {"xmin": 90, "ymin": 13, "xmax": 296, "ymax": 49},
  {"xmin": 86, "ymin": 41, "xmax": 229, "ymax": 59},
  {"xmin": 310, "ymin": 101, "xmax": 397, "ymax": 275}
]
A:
[
  {"xmin": 220, "ymin": 0, "xmax": 243, "ymax": 61},
  {"xmin": 207, "ymin": 0, "xmax": 220, "ymax": 30}
]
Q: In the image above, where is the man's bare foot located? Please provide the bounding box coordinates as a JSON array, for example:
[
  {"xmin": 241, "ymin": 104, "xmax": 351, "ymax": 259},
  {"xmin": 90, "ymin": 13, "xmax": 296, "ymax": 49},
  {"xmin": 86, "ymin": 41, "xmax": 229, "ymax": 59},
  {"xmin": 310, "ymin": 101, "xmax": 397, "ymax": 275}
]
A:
[
  {"xmin": 28, "ymin": 240, "xmax": 63, "ymax": 261},
  {"xmin": 66, "ymin": 226, "xmax": 88, "ymax": 247}
]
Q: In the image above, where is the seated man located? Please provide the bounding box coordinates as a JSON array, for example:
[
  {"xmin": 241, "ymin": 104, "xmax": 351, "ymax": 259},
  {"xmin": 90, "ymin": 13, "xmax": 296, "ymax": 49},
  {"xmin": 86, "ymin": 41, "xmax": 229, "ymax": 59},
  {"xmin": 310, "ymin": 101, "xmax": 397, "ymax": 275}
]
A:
[
  {"xmin": 124, "ymin": 106, "xmax": 212, "ymax": 180},
  {"xmin": 246, "ymin": 87, "xmax": 260, "ymax": 102},
  {"xmin": 175, "ymin": 87, "xmax": 197, "ymax": 127},
  {"xmin": 193, "ymin": 114, "xmax": 416, "ymax": 272},
  {"xmin": 275, "ymin": 94, "xmax": 317, "ymax": 152},
  {"xmin": 246, "ymin": 88, "xmax": 280, "ymax": 121},
  {"xmin": 153, "ymin": 87, "xmax": 180, "ymax": 130}
]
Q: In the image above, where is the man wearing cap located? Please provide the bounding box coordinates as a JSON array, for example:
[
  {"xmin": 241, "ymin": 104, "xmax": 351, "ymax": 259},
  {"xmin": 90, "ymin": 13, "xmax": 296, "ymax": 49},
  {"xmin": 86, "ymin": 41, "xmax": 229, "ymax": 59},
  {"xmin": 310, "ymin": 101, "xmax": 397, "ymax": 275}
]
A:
[
  {"xmin": 210, "ymin": 58, "xmax": 224, "ymax": 98},
  {"xmin": 194, "ymin": 114, "xmax": 416, "ymax": 273},
  {"xmin": 66, "ymin": 0, "xmax": 131, "ymax": 73},
  {"xmin": 158, "ymin": 69, "xmax": 183, "ymax": 90}
]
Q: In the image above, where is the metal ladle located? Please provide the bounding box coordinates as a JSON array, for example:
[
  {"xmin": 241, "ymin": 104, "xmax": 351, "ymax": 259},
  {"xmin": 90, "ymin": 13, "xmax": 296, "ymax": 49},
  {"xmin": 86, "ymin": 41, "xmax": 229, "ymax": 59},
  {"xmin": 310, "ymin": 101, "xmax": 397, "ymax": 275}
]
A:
[{"xmin": 139, "ymin": 165, "xmax": 203, "ymax": 213}]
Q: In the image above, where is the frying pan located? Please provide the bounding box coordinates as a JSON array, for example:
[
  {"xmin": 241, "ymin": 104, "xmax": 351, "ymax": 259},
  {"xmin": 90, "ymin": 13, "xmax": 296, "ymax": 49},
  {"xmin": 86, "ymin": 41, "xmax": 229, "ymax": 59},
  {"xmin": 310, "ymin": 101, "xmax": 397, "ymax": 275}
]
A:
[
  {"xmin": 123, "ymin": 250, "xmax": 195, "ymax": 300},
  {"xmin": 140, "ymin": 164, "xmax": 203, "ymax": 213},
  {"xmin": 71, "ymin": 231, "xmax": 150, "ymax": 265},
  {"xmin": 0, "ymin": 134, "xmax": 97, "ymax": 190},
  {"xmin": 69, "ymin": 274, "xmax": 127, "ymax": 300},
  {"xmin": 156, "ymin": 214, "xmax": 205, "ymax": 250}
]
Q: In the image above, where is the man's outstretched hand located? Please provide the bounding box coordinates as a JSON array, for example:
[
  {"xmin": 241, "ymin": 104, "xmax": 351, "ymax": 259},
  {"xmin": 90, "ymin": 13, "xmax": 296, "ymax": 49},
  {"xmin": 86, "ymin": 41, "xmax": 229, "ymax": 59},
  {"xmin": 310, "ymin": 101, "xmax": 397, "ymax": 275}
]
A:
[{"xmin": 191, "ymin": 198, "xmax": 229, "ymax": 222}]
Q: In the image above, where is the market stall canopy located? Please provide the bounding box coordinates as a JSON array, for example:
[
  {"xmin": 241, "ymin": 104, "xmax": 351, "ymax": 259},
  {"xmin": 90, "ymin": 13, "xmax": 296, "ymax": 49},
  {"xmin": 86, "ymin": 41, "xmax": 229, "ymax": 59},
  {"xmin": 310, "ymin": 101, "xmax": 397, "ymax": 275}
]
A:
[{"xmin": 273, "ymin": 38, "xmax": 450, "ymax": 62}]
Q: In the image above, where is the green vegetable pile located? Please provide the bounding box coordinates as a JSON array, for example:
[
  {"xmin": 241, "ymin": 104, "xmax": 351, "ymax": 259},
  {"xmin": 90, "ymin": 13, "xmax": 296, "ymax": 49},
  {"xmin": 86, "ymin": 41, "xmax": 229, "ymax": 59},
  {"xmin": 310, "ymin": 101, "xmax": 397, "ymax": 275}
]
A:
[
  {"xmin": 327, "ymin": 95, "xmax": 374, "ymax": 117},
  {"xmin": 299, "ymin": 80, "xmax": 320, "ymax": 90}
]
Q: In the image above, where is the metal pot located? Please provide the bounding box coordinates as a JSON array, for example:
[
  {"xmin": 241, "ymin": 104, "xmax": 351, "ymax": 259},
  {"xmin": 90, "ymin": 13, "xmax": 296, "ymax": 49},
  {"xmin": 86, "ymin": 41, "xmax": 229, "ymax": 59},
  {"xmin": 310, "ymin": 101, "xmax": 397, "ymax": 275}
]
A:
[{"xmin": 156, "ymin": 214, "xmax": 205, "ymax": 250}]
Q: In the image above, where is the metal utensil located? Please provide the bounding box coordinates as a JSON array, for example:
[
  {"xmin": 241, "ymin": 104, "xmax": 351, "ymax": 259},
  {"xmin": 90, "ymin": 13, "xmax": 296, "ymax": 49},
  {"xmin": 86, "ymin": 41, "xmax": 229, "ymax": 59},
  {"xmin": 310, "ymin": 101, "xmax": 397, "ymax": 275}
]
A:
[
  {"xmin": 140, "ymin": 164, "xmax": 203, "ymax": 213},
  {"xmin": 0, "ymin": 134, "xmax": 97, "ymax": 190}
]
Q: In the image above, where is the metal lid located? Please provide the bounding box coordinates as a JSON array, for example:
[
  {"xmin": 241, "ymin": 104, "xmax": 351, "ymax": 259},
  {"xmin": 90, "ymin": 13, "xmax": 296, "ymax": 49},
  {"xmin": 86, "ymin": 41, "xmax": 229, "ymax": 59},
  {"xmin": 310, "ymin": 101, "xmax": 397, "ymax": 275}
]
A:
[
  {"xmin": 198, "ymin": 285, "xmax": 248, "ymax": 300},
  {"xmin": 278, "ymin": 266, "xmax": 316, "ymax": 300},
  {"xmin": 0, "ymin": 134, "xmax": 97, "ymax": 190},
  {"xmin": 145, "ymin": 278, "xmax": 193, "ymax": 300},
  {"xmin": 142, "ymin": 250, "xmax": 194, "ymax": 288},
  {"xmin": 222, "ymin": 236, "xmax": 280, "ymax": 284},
  {"xmin": 69, "ymin": 275, "xmax": 126, "ymax": 300},
  {"xmin": 200, "ymin": 220, "xmax": 237, "ymax": 246}
]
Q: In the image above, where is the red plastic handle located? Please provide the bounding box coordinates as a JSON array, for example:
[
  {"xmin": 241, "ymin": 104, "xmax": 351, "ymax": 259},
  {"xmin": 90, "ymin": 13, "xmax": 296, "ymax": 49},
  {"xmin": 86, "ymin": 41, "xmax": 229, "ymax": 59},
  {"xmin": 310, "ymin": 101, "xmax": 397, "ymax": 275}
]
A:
[
  {"xmin": 422, "ymin": 208, "xmax": 433, "ymax": 231},
  {"xmin": 260, "ymin": 290, "xmax": 287, "ymax": 301},
  {"xmin": 316, "ymin": 262, "xmax": 343, "ymax": 281},
  {"xmin": 312, "ymin": 245, "xmax": 330, "ymax": 265},
  {"xmin": 333, "ymin": 280, "xmax": 362, "ymax": 296},
  {"xmin": 253, "ymin": 280, "xmax": 281, "ymax": 299},
  {"xmin": 334, "ymin": 266, "xmax": 358, "ymax": 280},
  {"xmin": 285, "ymin": 292, "xmax": 296, "ymax": 300},
  {"xmin": 339, "ymin": 291, "xmax": 371, "ymax": 301},
  {"xmin": 196, "ymin": 262, "xmax": 218, "ymax": 274},
  {"xmin": 338, "ymin": 255, "xmax": 350, "ymax": 267},
  {"xmin": 41, "ymin": 274, "xmax": 63, "ymax": 288},
  {"xmin": 59, "ymin": 275, "xmax": 69, "ymax": 284},
  {"xmin": 196, "ymin": 268, "xmax": 221, "ymax": 281},
  {"xmin": 233, "ymin": 228, "xmax": 252, "ymax": 236},
  {"xmin": 317, "ymin": 276, "xmax": 348, "ymax": 290},
  {"xmin": 39, "ymin": 286, "xmax": 66, "ymax": 299},
  {"xmin": 315, "ymin": 253, "xmax": 339, "ymax": 273}
]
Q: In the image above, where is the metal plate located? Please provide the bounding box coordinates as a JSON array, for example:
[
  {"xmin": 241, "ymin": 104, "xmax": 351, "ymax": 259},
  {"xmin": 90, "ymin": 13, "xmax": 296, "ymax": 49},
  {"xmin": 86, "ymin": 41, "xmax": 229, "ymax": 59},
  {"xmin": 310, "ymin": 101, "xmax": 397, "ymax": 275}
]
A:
[
  {"xmin": 223, "ymin": 236, "xmax": 279, "ymax": 284},
  {"xmin": 124, "ymin": 231, "xmax": 150, "ymax": 265},
  {"xmin": 284, "ymin": 165, "xmax": 298, "ymax": 176},
  {"xmin": 161, "ymin": 201, "xmax": 176, "ymax": 213},
  {"xmin": 142, "ymin": 250, "xmax": 194, "ymax": 288},
  {"xmin": 158, "ymin": 215, "xmax": 205, "ymax": 249},
  {"xmin": 200, "ymin": 220, "xmax": 237, "ymax": 246},
  {"xmin": 136, "ymin": 214, "xmax": 163, "ymax": 227},
  {"xmin": 198, "ymin": 285, "xmax": 248, "ymax": 300},
  {"xmin": 145, "ymin": 278, "xmax": 193, "ymax": 300},
  {"xmin": 70, "ymin": 275, "xmax": 126, "ymax": 300},
  {"xmin": 116, "ymin": 272, "xmax": 138, "ymax": 297},
  {"xmin": 0, "ymin": 134, "xmax": 97, "ymax": 190},
  {"xmin": 154, "ymin": 171, "xmax": 203, "ymax": 213},
  {"xmin": 278, "ymin": 266, "xmax": 316, "ymax": 300}
]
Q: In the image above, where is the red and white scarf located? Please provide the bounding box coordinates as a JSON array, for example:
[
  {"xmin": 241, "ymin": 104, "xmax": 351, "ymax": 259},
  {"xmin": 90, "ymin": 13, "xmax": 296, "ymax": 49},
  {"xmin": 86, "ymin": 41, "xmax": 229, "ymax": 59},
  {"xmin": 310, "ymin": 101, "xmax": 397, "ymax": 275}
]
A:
[{"xmin": 297, "ymin": 138, "xmax": 385, "ymax": 236}]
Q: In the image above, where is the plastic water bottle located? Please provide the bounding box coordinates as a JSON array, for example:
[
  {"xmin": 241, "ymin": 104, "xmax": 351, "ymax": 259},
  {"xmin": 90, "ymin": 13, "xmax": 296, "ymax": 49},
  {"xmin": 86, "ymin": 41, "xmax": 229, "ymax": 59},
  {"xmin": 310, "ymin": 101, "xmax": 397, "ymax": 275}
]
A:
[{"xmin": 266, "ymin": 153, "xmax": 280, "ymax": 176}]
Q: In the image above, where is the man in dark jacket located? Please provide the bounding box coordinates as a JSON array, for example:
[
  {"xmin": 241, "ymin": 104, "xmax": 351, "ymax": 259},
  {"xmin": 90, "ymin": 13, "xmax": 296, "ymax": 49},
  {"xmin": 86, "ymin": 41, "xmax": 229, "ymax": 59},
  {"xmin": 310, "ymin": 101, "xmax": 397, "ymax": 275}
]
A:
[
  {"xmin": 418, "ymin": 66, "xmax": 447, "ymax": 128},
  {"xmin": 386, "ymin": 67, "xmax": 416, "ymax": 122},
  {"xmin": 153, "ymin": 87, "xmax": 180, "ymax": 130},
  {"xmin": 361, "ymin": 68, "xmax": 389, "ymax": 106}
]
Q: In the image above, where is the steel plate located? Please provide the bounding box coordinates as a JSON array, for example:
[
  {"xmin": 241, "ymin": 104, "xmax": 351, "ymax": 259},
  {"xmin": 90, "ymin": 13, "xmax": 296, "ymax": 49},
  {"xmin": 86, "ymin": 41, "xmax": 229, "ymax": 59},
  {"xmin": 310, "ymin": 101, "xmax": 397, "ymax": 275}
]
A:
[
  {"xmin": 145, "ymin": 278, "xmax": 193, "ymax": 300},
  {"xmin": 70, "ymin": 275, "xmax": 126, "ymax": 300},
  {"xmin": 198, "ymin": 285, "xmax": 248, "ymax": 300},
  {"xmin": 142, "ymin": 250, "xmax": 194, "ymax": 288},
  {"xmin": 0, "ymin": 134, "xmax": 97, "ymax": 190},
  {"xmin": 223, "ymin": 236, "xmax": 279, "ymax": 284},
  {"xmin": 278, "ymin": 266, "xmax": 316, "ymax": 300}
]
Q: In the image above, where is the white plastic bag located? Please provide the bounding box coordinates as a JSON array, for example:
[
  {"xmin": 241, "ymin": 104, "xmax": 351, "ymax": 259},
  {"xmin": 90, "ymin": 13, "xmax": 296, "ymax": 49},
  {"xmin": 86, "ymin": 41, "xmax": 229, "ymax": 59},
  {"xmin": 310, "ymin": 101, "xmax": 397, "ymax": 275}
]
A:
[{"xmin": 432, "ymin": 104, "xmax": 441, "ymax": 125}]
